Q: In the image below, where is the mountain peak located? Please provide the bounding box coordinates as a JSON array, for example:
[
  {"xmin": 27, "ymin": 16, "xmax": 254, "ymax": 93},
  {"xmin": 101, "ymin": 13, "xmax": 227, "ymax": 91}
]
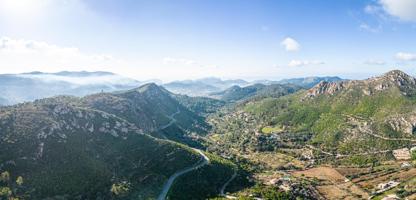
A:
[
  {"xmin": 382, "ymin": 70, "xmax": 413, "ymax": 81},
  {"xmin": 370, "ymin": 69, "xmax": 416, "ymax": 88},
  {"xmin": 135, "ymin": 83, "xmax": 173, "ymax": 96},
  {"xmin": 137, "ymin": 83, "xmax": 160, "ymax": 92}
]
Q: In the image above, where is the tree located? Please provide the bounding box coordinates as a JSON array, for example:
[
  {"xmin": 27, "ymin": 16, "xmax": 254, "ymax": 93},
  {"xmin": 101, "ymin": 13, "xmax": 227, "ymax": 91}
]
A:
[
  {"xmin": 0, "ymin": 171, "xmax": 10, "ymax": 182},
  {"xmin": 110, "ymin": 181, "xmax": 130, "ymax": 196},
  {"xmin": 411, "ymin": 150, "xmax": 416, "ymax": 160},
  {"xmin": 16, "ymin": 176, "xmax": 23, "ymax": 186},
  {"xmin": 0, "ymin": 187, "xmax": 12, "ymax": 197}
]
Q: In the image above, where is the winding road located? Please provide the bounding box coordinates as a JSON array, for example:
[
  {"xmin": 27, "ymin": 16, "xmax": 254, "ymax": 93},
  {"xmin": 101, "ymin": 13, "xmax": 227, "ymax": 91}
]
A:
[
  {"xmin": 220, "ymin": 170, "xmax": 237, "ymax": 199},
  {"xmin": 156, "ymin": 107, "xmax": 212, "ymax": 200},
  {"xmin": 159, "ymin": 107, "xmax": 181, "ymax": 130},
  {"xmin": 156, "ymin": 106, "xmax": 239, "ymax": 200},
  {"xmin": 157, "ymin": 148, "xmax": 210, "ymax": 200}
]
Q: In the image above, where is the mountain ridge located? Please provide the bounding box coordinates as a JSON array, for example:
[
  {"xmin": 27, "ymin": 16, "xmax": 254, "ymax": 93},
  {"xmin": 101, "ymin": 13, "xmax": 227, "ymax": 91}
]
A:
[
  {"xmin": 306, "ymin": 70, "xmax": 416, "ymax": 98},
  {"xmin": 211, "ymin": 70, "xmax": 416, "ymax": 162}
]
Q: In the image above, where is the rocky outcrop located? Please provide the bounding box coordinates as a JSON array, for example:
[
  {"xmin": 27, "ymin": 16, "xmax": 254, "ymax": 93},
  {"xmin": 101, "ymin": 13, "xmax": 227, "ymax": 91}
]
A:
[
  {"xmin": 305, "ymin": 70, "xmax": 416, "ymax": 98},
  {"xmin": 380, "ymin": 70, "xmax": 416, "ymax": 86},
  {"xmin": 305, "ymin": 81, "xmax": 347, "ymax": 98},
  {"xmin": 386, "ymin": 114, "xmax": 416, "ymax": 136}
]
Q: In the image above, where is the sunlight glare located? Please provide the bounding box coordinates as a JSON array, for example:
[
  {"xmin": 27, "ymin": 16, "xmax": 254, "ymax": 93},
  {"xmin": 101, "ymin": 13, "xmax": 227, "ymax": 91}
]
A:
[{"xmin": 0, "ymin": 0, "xmax": 46, "ymax": 18}]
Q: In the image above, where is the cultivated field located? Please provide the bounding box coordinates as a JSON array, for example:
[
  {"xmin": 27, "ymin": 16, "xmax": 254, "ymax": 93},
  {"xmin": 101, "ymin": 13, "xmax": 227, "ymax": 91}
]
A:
[{"xmin": 292, "ymin": 166, "xmax": 370, "ymax": 200}]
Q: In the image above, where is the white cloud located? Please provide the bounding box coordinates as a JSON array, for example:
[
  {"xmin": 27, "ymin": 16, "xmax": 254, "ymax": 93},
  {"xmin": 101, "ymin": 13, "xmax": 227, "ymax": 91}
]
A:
[
  {"xmin": 364, "ymin": 59, "xmax": 386, "ymax": 65},
  {"xmin": 359, "ymin": 23, "xmax": 382, "ymax": 33},
  {"xmin": 379, "ymin": 0, "xmax": 416, "ymax": 22},
  {"xmin": 365, "ymin": 5, "xmax": 380, "ymax": 14},
  {"xmin": 395, "ymin": 52, "xmax": 416, "ymax": 61},
  {"xmin": 0, "ymin": 37, "xmax": 125, "ymax": 72},
  {"xmin": 281, "ymin": 37, "xmax": 300, "ymax": 52},
  {"xmin": 162, "ymin": 57, "xmax": 196, "ymax": 65},
  {"xmin": 288, "ymin": 60, "xmax": 324, "ymax": 67}
]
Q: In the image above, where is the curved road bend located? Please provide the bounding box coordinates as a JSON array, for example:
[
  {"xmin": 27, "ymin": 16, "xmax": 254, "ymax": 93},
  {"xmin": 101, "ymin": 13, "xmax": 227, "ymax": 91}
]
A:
[
  {"xmin": 157, "ymin": 107, "xmax": 181, "ymax": 139},
  {"xmin": 220, "ymin": 170, "xmax": 237, "ymax": 199},
  {"xmin": 157, "ymin": 149, "xmax": 210, "ymax": 200},
  {"xmin": 160, "ymin": 107, "xmax": 181, "ymax": 130}
]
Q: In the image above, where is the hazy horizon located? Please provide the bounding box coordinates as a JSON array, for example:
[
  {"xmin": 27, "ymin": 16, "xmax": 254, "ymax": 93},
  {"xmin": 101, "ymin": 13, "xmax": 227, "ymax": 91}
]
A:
[{"xmin": 1, "ymin": 69, "xmax": 412, "ymax": 84}]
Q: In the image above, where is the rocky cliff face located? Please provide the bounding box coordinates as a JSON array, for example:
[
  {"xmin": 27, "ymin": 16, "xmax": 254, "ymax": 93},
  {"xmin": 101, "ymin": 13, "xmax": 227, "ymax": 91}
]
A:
[
  {"xmin": 386, "ymin": 114, "xmax": 416, "ymax": 136},
  {"xmin": 375, "ymin": 70, "xmax": 416, "ymax": 87},
  {"xmin": 305, "ymin": 81, "xmax": 347, "ymax": 98},
  {"xmin": 305, "ymin": 70, "xmax": 416, "ymax": 98}
]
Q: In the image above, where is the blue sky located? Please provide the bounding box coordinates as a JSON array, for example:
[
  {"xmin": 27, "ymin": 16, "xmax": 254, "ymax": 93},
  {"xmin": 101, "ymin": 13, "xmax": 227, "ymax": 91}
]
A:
[{"xmin": 0, "ymin": 0, "xmax": 415, "ymax": 81}]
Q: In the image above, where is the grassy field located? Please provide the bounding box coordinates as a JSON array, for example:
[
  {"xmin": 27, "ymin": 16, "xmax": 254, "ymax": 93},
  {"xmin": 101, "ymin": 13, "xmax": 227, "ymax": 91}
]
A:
[{"xmin": 261, "ymin": 126, "xmax": 283, "ymax": 134}]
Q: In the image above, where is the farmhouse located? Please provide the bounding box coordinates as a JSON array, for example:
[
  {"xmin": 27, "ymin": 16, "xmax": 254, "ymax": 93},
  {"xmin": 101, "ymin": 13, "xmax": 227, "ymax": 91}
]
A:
[
  {"xmin": 401, "ymin": 162, "xmax": 412, "ymax": 168},
  {"xmin": 377, "ymin": 181, "xmax": 400, "ymax": 191},
  {"xmin": 392, "ymin": 148, "xmax": 411, "ymax": 160}
]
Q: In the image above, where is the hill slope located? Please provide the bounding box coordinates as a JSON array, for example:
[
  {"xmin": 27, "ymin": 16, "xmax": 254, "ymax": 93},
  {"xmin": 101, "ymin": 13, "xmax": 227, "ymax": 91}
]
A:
[
  {"xmin": 210, "ymin": 83, "xmax": 302, "ymax": 102},
  {"xmin": 0, "ymin": 96, "xmax": 201, "ymax": 199},
  {"xmin": 81, "ymin": 83, "xmax": 211, "ymax": 146},
  {"xmin": 246, "ymin": 70, "xmax": 416, "ymax": 154},
  {"xmin": 210, "ymin": 70, "xmax": 416, "ymax": 165}
]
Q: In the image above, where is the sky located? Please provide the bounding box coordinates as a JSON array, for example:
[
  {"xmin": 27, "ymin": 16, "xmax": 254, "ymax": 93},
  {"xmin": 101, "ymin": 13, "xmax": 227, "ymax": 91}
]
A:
[{"xmin": 0, "ymin": 0, "xmax": 415, "ymax": 82}]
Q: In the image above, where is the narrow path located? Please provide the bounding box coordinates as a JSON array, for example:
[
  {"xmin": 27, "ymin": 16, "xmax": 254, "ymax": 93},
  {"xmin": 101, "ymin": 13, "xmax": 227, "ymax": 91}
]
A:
[
  {"xmin": 306, "ymin": 144, "xmax": 392, "ymax": 158},
  {"xmin": 160, "ymin": 107, "xmax": 181, "ymax": 130},
  {"xmin": 157, "ymin": 107, "xmax": 181, "ymax": 139},
  {"xmin": 157, "ymin": 149, "xmax": 210, "ymax": 200},
  {"xmin": 306, "ymin": 144, "xmax": 334, "ymax": 156},
  {"xmin": 363, "ymin": 128, "xmax": 416, "ymax": 142}
]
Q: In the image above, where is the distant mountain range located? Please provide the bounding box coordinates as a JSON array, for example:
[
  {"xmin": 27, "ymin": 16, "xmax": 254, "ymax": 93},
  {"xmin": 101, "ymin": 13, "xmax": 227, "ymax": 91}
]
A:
[
  {"xmin": 254, "ymin": 76, "xmax": 344, "ymax": 88},
  {"xmin": 0, "ymin": 71, "xmax": 141, "ymax": 105},
  {"xmin": 0, "ymin": 71, "xmax": 344, "ymax": 105},
  {"xmin": 163, "ymin": 76, "xmax": 344, "ymax": 97},
  {"xmin": 162, "ymin": 78, "xmax": 250, "ymax": 97}
]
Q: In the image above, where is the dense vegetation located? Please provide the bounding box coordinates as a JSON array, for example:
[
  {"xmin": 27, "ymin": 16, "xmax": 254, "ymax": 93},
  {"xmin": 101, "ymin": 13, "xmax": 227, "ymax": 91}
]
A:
[
  {"xmin": 0, "ymin": 83, "xmax": 237, "ymax": 199},
  {"xmin": 174, "ymin": 94, "xmax": 226, "ymax": 116},
  {"xmin": 83, "ymin": 83, "xmax": 209, "ymax": 134},
  {"xmin": 0, "ymin": 97, "xmax": 206, "ymax": 199},
  {"xmin": 243, "ymin": 71, "xmax": 416, "ymax": 155},
  {"xmin": 167, "ymin": 153, "xmax": 236, "ymax": 200},
  {"xmin": 208, "ymin": 70, "xmax": 416, "ymax": 168}
]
